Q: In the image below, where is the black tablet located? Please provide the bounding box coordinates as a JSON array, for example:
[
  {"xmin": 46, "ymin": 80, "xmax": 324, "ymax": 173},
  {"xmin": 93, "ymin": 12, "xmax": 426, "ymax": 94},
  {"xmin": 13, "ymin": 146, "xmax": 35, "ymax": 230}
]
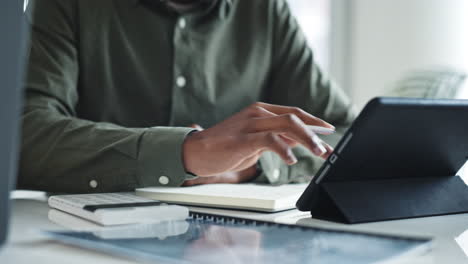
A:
[{"xmin": 296, "ymin": 97, "xmax": 468, "ymax": 224}]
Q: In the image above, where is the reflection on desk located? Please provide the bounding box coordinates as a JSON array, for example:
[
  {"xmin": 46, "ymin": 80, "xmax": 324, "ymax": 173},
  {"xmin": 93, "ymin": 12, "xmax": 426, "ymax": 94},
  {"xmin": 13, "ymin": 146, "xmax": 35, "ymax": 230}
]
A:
[
  {"xmin": 5, "ymin": 193, "xmax": 468, "ymax": 264},
  {"xmin": 456, "ymin": 229, "xmax": 468, "ymax": 258},
  {"xmin": 48, "ymin": 209, "xmax": 189, "ymax": 240},
  {"xmin": 45, "ymin": 211, "xmax": 431, "ymax": 264}
]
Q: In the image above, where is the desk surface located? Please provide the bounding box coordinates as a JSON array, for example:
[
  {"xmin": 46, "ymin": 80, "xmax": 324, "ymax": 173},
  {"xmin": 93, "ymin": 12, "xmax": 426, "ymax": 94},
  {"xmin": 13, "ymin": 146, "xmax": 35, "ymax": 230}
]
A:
[{"xmin": 1, "ymin": 191, "xmax": 468, "ymax": 264}]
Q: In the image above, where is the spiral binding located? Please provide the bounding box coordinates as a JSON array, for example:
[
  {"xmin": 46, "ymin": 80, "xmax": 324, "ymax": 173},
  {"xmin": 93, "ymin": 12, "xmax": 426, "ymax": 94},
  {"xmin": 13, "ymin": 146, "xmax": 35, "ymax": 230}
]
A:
[
  {"xmin": 187, "ymin": 211, "xmax": 428, "ymax": 243},
  {"xmin": 188, "ymin": 211, "xmax": 311, "ymax": 231}
]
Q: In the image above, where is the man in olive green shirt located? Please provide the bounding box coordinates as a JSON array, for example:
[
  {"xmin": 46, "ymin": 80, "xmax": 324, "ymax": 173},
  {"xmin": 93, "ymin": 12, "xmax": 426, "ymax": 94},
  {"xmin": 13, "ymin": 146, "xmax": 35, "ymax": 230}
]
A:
[{"xmin": 19, "ymin": 0, "xmax": 356, "ymax": 193}]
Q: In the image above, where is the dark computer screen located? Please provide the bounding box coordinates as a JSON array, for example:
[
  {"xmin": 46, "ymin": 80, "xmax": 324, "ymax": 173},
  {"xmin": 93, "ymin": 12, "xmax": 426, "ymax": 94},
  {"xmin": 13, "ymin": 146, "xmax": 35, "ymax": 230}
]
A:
[{"xmin": 0, "ymin": 0, "xmax": 27, "ymax": 246}]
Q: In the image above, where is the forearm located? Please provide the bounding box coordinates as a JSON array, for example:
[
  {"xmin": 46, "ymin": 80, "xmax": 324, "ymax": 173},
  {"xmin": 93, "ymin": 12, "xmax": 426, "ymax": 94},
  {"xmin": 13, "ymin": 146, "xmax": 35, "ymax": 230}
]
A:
[{"xmin": 18, "ymin": 96, "xmax": 194, "ymax": 193}]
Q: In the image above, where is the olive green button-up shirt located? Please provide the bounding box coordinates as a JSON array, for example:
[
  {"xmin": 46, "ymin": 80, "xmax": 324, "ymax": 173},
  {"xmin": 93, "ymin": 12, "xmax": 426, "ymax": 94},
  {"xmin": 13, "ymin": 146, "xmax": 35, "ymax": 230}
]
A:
[{"xmin": 19, "ymin": 0, "xmax": 356, "ymax": 193}]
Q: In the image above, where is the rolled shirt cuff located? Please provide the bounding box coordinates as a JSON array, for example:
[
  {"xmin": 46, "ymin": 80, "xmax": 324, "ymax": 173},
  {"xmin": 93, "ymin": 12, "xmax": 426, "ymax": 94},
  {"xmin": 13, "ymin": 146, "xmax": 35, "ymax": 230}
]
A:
[{"xmin": 137, "ymin": 127, "xmax": 197, "ymax": 187}]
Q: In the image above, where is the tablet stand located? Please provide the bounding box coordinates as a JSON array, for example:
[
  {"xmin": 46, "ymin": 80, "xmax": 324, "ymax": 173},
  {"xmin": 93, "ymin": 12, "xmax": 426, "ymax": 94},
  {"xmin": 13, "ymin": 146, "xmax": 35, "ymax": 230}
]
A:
[{"xmin": 311, "ymin": 176, "xmax": 468, "ymax": 224}]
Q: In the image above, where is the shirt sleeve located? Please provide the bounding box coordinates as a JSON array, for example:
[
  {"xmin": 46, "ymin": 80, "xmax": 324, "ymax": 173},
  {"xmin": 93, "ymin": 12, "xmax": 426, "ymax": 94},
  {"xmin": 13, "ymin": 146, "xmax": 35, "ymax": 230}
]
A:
[
  {"xmin": 18, "ymin": 0, "xmax": 195, "ymax": 193},
  {"xmin": 254, "ymin": 0, "xmax": 357, "ymax": 185}
]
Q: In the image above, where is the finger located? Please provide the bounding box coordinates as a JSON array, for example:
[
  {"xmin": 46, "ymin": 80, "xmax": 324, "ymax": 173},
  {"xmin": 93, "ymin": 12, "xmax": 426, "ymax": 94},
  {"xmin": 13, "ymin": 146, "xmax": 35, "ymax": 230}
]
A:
[
  {"xmin": 279, "ymin": 134, "xmax": 299, "ymax": 147},
  {"xmin": 230, "ymin": 154, "xmax": 262, "ymax": 172},
  {"xmin": 243, "ymin": 104, "xmax": 277, "ymax": 118},
  {"xmin": 249, "ymin": 114, "xmax": 327, "ymax": 156},
  {"xmin": 182, "ymin": 176, "xmax": 215, "ymax": 186},
  {"xmin": 320, "ymin": 142, "xmax": 334, "ymax": 160},
  {"xmin": 183, "ymin": 172, "xmax": 243, "ymax": 186},
  {"xmin": 247, "ymin": 132, "xmax": 298, "ymax": 165},
  {"xmin": 252, "ymin": 102, "xmax": 334, "ymax": 129},
  {"xmin": 190, "ymin": 124, "xmax": 204, "ymax": 130},
  {"xmin": 182, "ymin": 178, "xmax": 201, "ymax": 186}
]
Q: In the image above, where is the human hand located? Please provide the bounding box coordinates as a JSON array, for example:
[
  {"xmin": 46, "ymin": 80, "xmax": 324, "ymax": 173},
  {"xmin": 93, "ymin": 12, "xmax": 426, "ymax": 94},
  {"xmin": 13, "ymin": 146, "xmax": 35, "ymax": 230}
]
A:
[
  {"xmin": 182, "ymin": 102, "xmax": 334, "ymax": 177},
  {"xmin": 183, "ymin": 125, "xmax": 259, "ymax": 186}
]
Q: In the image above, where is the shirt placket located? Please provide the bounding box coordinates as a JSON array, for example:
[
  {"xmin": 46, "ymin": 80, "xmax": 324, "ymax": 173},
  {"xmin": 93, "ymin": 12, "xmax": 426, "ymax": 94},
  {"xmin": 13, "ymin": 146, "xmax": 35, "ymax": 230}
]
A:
[{"xmin": 169, "ymin": 16, "xmax": 191, "ymax": 126}]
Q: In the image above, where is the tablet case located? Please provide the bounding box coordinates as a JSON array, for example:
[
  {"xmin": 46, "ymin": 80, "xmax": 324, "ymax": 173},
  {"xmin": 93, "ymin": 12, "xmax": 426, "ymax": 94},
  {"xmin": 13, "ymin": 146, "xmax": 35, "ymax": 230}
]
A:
[{"xmin": 296, "ymin": 97, "xmax": 468, "ymax": 224}]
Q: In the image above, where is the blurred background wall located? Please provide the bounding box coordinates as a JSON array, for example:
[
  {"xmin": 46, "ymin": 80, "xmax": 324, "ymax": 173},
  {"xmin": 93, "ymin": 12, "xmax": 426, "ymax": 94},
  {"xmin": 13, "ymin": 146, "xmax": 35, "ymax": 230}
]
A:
[{"xmin": 288, "ymin": 0, "xmax": 468, "ymax": 109}]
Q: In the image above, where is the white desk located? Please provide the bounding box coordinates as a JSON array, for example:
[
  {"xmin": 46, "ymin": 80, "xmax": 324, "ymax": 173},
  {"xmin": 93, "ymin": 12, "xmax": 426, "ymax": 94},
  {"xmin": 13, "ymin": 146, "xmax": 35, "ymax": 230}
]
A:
[{"xmin": 1, "ymin": 191, "xmax": 468, "ymax": 264}]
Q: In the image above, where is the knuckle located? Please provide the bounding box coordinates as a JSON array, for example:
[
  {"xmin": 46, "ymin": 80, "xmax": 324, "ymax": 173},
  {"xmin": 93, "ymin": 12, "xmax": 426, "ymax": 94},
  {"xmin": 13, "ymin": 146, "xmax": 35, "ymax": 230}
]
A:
[
  {"xmin": 266, "ymin": 132, "xmax": 277, "ymax": 143},
  {"xmin": 292, "ymin": 107, "xmax": 304, "ymax": 115},
  {"xmin": 251, "ymin": 106, "xmax": 263, "ymax": 114},
  {"xmin": 247, "ymin": 104, "xmax": 264, "ymax": 117},
  {"xmin": 284, "ymin": 113, "xmax": 299, "ymax": 124},
  {"xmin": 250, "ymin": 102, "xmax": 262, "ymax": 109}
]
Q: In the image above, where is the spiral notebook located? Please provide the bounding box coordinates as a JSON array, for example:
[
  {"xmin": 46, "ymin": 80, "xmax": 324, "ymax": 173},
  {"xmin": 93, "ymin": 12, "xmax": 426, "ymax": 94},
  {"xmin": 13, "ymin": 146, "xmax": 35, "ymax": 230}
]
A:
[{"xmin": 45, "ymin": 212, "xmax": 432, "ymax": 264}]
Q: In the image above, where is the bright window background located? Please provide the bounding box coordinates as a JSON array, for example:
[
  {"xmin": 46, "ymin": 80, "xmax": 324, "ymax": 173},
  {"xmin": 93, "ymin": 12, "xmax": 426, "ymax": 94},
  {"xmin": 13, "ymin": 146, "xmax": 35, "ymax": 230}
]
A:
[
  {"xmin": 289, "ymin": 0, "xmax": 468, "ymax": 108},
  {"xmin": 349, "ymin": 0, "xmax": 468, "ymax": 108},
  {"xmin": 287, "ymin": 0, "xmax": 331, "ymax": 72}
]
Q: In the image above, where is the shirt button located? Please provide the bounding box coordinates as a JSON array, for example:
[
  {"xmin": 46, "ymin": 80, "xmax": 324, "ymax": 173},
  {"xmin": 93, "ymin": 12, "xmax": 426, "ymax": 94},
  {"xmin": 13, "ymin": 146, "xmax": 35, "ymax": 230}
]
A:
[
  {"xmin": 272, "ymin": 169, "xmax": 280, "ymax": 181},
  {"xmin": 176, "ymin": 76, "xmax": 186, "ymax": 88},
  {"xmin": 178, "ymin": 18, "xmax": 186, "ymax": 29},
  {"xmin": 89, "ymin": 180, "xmax": 98, "ymax": 189},
  {"xmin": 159, "ymin": 176, "xmax": 170, "ymax": 185}
]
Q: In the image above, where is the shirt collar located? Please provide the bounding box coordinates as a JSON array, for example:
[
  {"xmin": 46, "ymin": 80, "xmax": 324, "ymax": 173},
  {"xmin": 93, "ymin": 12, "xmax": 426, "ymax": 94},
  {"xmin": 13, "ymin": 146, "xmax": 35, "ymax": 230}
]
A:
[{"xmin": 132, "ymin": 0, "xmax": 233, "ymax": 20}]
